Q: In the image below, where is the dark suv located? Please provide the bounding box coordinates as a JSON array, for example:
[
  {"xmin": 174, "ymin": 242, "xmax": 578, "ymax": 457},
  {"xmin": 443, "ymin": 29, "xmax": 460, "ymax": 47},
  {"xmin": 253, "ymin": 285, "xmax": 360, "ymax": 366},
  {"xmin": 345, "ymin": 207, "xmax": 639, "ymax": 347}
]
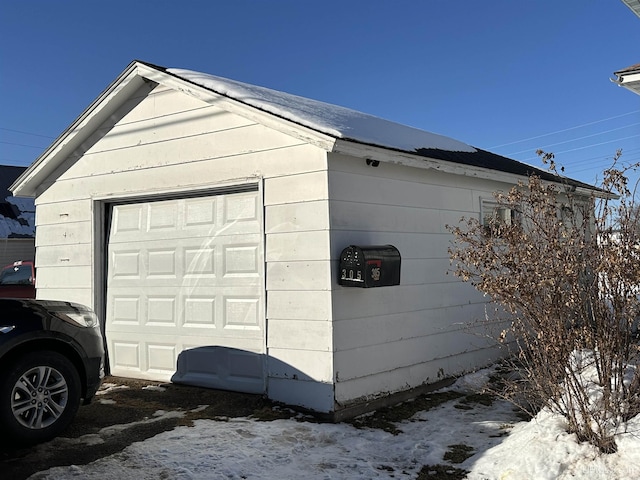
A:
[{"xmin": 0, "ymin": 299, "xmax": 104, "ymax": 445}]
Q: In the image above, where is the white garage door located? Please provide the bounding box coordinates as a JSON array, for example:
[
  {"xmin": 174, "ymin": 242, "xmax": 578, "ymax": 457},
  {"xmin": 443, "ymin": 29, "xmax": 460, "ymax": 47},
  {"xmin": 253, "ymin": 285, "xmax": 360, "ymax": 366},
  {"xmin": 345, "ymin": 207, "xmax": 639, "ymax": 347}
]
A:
[{"xmin": 105, "ymin": 189, "xmax": 265, "ymax": 390}]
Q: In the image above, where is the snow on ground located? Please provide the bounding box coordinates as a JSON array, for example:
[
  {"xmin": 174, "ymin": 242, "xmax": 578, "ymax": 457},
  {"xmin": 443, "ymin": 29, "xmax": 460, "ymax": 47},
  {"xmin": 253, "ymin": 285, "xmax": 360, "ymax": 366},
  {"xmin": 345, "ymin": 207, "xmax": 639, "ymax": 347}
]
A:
[{"xmin": 30, "ymin": 368, "xmax": 640, "ymax": 480}]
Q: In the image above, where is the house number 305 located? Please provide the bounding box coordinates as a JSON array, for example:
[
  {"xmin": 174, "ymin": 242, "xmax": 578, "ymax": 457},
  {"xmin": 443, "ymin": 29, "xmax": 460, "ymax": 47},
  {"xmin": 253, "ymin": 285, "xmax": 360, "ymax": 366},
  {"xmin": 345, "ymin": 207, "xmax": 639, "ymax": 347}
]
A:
[{"xmin": 341, "ymin": 269, "xmax": 362, "ymax": 281}]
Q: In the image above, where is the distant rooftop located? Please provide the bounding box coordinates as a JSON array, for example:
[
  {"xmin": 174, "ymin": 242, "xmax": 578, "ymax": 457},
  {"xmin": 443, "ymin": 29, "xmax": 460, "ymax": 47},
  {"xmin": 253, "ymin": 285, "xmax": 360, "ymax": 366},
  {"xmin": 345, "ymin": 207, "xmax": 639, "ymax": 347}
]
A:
[{"xmin": 0, "ymin": 165, "xmax": 35, "ymax": 238}]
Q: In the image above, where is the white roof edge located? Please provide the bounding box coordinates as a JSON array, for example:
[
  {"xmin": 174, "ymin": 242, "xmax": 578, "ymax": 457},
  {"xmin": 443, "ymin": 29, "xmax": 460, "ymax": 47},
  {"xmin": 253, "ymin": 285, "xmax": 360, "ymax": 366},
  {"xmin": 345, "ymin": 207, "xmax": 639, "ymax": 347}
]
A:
[
  {"xmin": 333, "ymin": 139, "xmax": 533, "ymax": 186},
  {"xmin": 615, "ymin": 71, "xmax": 640, "ymax": 83},
  {"xmin": 333, "ymin": 139, "xmax": 609, "ymax": 198},
  {"xmin": 11, "ymin": 61, "xmax": 151, "ymax": 197}
]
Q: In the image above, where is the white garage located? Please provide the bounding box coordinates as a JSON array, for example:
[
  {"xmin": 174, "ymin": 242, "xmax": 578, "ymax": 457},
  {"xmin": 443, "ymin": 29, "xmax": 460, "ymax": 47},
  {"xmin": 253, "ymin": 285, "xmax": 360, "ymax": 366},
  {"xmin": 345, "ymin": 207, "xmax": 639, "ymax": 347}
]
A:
[{"xmin": 10, "ymin": 60, "xmax": 596, "ymax": 418}]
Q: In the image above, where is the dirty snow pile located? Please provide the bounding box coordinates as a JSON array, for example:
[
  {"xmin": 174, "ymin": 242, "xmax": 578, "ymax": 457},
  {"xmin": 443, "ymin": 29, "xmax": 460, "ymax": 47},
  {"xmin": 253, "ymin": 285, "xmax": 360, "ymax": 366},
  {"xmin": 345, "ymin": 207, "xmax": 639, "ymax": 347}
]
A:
[{"xmin": 30, "ymin": 367, "xmax": 640, "ymax": 480}]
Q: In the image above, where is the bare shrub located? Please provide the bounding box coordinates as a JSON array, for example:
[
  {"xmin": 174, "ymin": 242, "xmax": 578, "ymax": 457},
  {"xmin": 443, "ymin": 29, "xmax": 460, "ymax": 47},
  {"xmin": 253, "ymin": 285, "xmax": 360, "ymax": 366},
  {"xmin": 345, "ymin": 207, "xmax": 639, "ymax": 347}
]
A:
[{"xmin": 448, "ymin": 151, "xmax": 640, "ymax": 453}]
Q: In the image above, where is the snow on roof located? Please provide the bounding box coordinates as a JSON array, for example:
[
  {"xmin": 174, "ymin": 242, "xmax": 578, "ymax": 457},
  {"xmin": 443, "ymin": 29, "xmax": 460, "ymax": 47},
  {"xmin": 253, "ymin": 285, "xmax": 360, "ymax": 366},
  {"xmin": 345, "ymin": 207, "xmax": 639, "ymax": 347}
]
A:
[
  {"xmin": 167, "ymin": 68, "xmax": 477, "ymax": 154},
  {"xmin": 163, "ymin": 66, "xmax": 597, "ymax": 192}
]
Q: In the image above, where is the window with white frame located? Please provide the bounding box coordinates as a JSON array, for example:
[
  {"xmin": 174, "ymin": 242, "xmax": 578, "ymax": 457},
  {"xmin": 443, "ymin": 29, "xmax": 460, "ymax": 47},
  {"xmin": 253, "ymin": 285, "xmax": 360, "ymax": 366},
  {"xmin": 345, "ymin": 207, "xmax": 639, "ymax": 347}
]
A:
[{"xmin": 481, "ymin": 199, "xmax": 516, "ymax": 235}]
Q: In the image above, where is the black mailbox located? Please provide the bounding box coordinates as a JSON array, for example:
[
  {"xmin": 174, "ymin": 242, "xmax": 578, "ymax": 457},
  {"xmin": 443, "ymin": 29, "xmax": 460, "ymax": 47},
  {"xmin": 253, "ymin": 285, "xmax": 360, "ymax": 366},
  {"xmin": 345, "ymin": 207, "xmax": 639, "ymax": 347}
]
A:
[{"xmin": 339, "ymin": 245, "xmax": 401, "ymax": 288}]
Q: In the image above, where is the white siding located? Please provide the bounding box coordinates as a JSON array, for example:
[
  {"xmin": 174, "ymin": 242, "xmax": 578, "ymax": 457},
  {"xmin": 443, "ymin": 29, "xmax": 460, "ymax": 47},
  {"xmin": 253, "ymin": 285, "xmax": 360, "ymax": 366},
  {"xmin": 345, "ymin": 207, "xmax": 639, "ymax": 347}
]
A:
[
  {"xmin": 328, "ymin": 153, "xmax": 511, "ymax": 406},
  {"xmin": 33, "ymin": 83, "xmax": 334, "ymax": 411},
  {"xmin": 264, "ymin": 171, "xmax": 334, "ymax": 411}
]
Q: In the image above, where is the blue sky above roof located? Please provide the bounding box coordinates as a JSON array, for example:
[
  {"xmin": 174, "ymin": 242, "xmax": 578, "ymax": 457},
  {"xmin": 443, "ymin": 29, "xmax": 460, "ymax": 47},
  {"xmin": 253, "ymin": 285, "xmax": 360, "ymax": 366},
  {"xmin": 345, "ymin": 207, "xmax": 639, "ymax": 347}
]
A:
[{"xmin": 1, "ymin": 1, "xmax": 638, "ymax": 188}]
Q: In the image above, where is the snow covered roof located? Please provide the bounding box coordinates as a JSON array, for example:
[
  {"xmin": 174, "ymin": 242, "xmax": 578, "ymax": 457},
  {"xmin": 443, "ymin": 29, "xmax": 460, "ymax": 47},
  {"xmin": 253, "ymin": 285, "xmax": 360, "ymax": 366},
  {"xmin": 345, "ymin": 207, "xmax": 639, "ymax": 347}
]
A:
[
  {"xmin": 11, "ymin": 60, "xmax": 598, "ymax": 197},
  {"xmin": 167, "ymin": 67, "xmax": 476, "ymax": 155},
  {"xmin": 160, "ymin": 63, "xmax": 595, "ymax": 190},
  {"xmin": 0, "ymin": 165, "xmax": 35, "ymax": 238}
]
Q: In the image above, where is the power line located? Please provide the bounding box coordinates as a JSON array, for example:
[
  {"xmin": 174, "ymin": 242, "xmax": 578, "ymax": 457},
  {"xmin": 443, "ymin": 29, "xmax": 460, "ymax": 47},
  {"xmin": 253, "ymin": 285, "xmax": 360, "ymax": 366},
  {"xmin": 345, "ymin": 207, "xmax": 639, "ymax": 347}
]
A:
[
  {"xmin": 488, "ymin": 110, "xmax": 640, "ymax": 149},
  {"xmin": 521, "ymin": 135, "xmax": 640, "ymax": 162},
  {"xmin": 0, "ymin": 140, "xmax": 47, "ymax": 149},
  {"xmin": 504, "ymin": 123, "xmax": 640, "ymax": 156},
  {"xmin": 559, "ymin": 146, "xmax": 640, "ymax": 167},
  {"xmin": 0, "ymin": 127, "xmax": 55, "ymax": 139}
]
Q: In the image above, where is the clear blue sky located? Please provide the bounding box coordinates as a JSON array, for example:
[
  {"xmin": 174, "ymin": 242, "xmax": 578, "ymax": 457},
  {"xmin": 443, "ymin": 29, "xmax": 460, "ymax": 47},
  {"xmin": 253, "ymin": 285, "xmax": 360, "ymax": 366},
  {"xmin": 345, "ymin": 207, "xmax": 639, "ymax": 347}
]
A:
[{"xmin": 1, "ymin": 0, "xmax": 639, "ymax": 188}]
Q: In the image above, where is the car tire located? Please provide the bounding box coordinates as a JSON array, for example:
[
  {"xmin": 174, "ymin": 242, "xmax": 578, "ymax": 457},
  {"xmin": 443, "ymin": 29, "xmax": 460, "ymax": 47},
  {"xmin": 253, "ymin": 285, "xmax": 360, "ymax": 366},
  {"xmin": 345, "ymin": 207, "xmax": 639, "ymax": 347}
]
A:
[{"xmin": 0, "ymin": 351, "xmax": 81, "ymax": 445}]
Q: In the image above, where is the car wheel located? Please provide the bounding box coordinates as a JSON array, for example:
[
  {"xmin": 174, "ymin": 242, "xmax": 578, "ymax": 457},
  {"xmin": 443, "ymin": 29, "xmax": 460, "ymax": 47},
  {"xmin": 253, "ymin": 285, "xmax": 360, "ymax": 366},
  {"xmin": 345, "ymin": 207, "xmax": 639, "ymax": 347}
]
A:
[{"xmin": 0, "ymin": 351, "xmax": 81, "ymax": 445}]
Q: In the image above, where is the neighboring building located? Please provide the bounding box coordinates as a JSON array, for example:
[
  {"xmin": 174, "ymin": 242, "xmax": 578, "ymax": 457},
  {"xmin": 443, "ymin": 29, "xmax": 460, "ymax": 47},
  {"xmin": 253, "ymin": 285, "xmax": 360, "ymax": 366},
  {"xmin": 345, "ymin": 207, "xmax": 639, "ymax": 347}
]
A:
[
  {"xmin": 613, "ymin": 63, "xmax": 640, "ymax": 96},
  {"xmin": 0, "ymin": 165, "xmax": 35, "ymax": 267},
  {"xmin": 11, "ymin": 61, "xmax": 597, "ymax": 418},
  {"xmin": 614, "ymin": 1, "xmax": 640, "ymax": 95}
]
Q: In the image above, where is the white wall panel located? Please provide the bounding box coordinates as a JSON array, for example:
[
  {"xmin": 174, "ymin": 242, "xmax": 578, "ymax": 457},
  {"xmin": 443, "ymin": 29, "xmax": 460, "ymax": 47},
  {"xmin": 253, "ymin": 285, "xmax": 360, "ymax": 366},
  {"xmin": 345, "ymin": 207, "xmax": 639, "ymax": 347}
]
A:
[
  {"xmin": 114, "ymin": 85, "xmax": 207, "ymax": 123},
  {"xmin": 268, "ymin": 348, "xmax": 333, "ymax": 382},
  {"xmin": 332, "ymin": 303, "xmax": 495, "ymax": 351},
  {"xmin": 267, "ymin": 318, "xmax": 332, "ymax": 351},
  {"xmin": 36, "ymin": 145, "xmax": 326, "ymax": 205},
  {"xmin": 328, "ymin": 169, "xmax": 475, "ymax": 212},
  {"xmin": 333, "ymin": 282, "xmax": 486, "ymax": 319},
  {"xmin": 334, "ymin": 346, "xmax": 503, "ymax": 405},
  {"xmin": 266, "ymin": 261, "xmax": 332, "ymax": 291},
  {"xmin": 36, "ymin": 265, "xmax": 92, "ymax": 289},
  {"xmin": 35, "ymin": 200, "xmax": 93, "ymax": 225},
  {"xmin": 328, "ymin": 154, "xmax": 506, "ymax": 407},
  {"xmin": 331, "ymin": 231, "xmax": 453, "ymax": 262},
  {"xmin": 266, "ymin": 290, "xmax": 331, "ymax": 321},
  {"xmin": 264, "ymin": 171, "xmax": 329, "ymax": 206},
  {"xmin": 334, "ymin": 328, "xmax": 496, "ymax": 381},
  {"xmin": 265, "ymin": 201, "xmax": 330, "ymax": 233},
  {"xmin": 34, "ymin": 222, "xmax": 92, "ymax": 247},
  {"xmin": 35, "ymin": 244, "xmax": 92, "ymax": 267},
  {"xmin": 84, "ymin": 105, "xmax": 255, "ymax": 156},
  {"xmin": 266, "ymin": 231, "xmax": 331, "ymax": 262}
]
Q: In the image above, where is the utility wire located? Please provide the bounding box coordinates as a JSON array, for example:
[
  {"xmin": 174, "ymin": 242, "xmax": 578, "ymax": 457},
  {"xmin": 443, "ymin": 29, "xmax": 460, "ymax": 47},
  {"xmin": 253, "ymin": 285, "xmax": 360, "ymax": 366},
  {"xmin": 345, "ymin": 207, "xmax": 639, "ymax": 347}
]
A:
[
  {"xmin": 0, "ymin": 140, "xmax": 47, "ymax": 149},
  {"xmin": 521, "ymin": 135, "xmax": 640, "ymax": 162},
  {"xmin": 489, "ymin": 110, "xmax": 640, "ymax": 149},
  {"xmin": 0, "ymin": 127, "xmax": 55, "ymax": 139},
  {"xmin": 504, "ymin": 123, "xmax": 640, "ymax": 156}
]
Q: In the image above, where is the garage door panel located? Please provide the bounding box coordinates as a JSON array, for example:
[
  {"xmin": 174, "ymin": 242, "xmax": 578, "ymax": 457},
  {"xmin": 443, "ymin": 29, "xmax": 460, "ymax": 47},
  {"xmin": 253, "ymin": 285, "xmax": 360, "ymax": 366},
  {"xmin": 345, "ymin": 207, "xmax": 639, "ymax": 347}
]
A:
[
  {"xmin": 184, "ymin": 197, "xmax": 217, "ymax": 227},
  {"xmin": 223, "ymin": 192, "xmax": 260, "ymax": 225},
  {"xmin": 147, "ymin": 343, "xmax": 179, "ymax": 374},
  {"xmin": 110, "ymin": 295, "xmax": 142, "ymax": 325},
  {"xmin": 147, "ymin": 201, "xmax": 180, "ymax": 231},
  {"xmin": 111, "ymin": 251, "xmax": 142, "ymax": 278},
  {"xmin": 106, "ymin": 189, "xmax": 265, "ymax": 391},
  {"xmin": 223, "ymin": 296, "xmax": 261, "ymax": 329},
  {"xmin": 184, "ymin": 247, "xmax": 215, "ymax": 276},
  {"xmin": 111, "ymin": 340, "xmax": 141, "ymax": 369},
  {"xmin": 146, "ymin": 296, "xmax": 178, "ymax": 325},
  {"xmin": 183, "ymin": 296, "xmax": 216, "ymax": 328},
  {"xmin": 112, "ymin": 204, "xmax": 144, "ymax": 236}
]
